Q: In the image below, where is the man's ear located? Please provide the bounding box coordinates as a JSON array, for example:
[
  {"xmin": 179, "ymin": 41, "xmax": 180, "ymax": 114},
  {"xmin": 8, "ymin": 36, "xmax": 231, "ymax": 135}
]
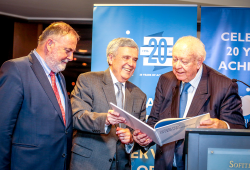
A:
[
  {"xmin": 197, "ymin": 57, "xmax": 203, "ymax": 69},
  {"xmin": 45, "ymin": 39, "xmax": 54, "ymax": 52},
  {"xmin": 108, "ymin": 54, "xmax": 114, "ymax": 65}
]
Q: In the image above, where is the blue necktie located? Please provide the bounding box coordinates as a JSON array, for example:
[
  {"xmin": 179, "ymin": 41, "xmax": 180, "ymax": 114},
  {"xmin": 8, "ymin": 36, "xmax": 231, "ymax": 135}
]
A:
[
  {"xmin": 179, "ymin": 82, "xmax": 191, "ymax": 118},
  {"xmin": 174, "ymin": 82, "xmax": 191, "ymax": 170}
]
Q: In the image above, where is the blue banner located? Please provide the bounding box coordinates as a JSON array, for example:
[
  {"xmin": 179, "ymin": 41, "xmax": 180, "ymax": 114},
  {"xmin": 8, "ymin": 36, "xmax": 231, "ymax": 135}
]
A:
[
  {"xmin": 92, "ymin": 4, "xmax": 197, "ymax": 169},
  {"xmin": 201, "ymin": 7, "xmax": 250, "ymax": 127}
]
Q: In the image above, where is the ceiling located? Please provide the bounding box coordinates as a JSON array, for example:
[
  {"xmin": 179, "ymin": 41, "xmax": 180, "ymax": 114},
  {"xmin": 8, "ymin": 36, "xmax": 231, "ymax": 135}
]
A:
[{"xmin": 0, "ymin": 0, "xmax": 250, "ymax": 23}]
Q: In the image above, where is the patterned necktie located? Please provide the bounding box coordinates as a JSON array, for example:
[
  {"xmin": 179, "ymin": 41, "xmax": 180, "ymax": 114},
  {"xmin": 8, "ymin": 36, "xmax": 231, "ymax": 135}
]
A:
[
  {"xmin": 179, "ymin": 82, "xmax": 191, "ymax": 118},
  {"xmin": 115, "ymin": 82, "xmax": 124, "ymax": 109},
  {"xmin": 49, "ymin": 71, "xmax": 66, "ymax": 125}
]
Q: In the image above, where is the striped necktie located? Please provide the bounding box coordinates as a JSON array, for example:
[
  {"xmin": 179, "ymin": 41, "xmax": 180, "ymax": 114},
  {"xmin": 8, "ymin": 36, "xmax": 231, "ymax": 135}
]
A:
[{"xmin": 49, "ymin": 71, "xmax": 66, "ymax": 125}]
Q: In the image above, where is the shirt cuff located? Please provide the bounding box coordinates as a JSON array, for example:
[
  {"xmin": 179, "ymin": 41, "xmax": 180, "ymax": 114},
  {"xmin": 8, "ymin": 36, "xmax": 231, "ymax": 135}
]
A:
[
  {"xmin": 104, "ymin": 124, "xmax": 109, "ymax": 133},
  {"xmin": 223, "ymin": 120, "xmax": 230, "ymax": 129},
  {"xmin": 125, "ymin": 142, "xmax": 134, "ymax": 154}
]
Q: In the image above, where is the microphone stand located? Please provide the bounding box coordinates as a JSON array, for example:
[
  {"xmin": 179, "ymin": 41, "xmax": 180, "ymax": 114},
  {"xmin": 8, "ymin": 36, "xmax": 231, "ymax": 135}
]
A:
[{"xmin": 232, "ymin": 79, "xmax": 250, "ymax": 88}]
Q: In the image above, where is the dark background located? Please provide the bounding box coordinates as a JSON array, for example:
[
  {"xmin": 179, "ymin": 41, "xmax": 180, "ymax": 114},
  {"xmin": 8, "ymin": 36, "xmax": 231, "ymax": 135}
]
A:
[{"xmin": 0, "ymin": 15, "xmax": 92, "ymax": 95}]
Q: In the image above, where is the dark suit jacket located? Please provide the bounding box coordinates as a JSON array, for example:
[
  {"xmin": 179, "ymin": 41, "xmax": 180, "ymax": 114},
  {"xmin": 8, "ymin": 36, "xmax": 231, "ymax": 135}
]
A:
[
  {"xmin": 0, "ymin": 53, "xmax": 73, "ymax": 170},
  {"xmin": 147, "ymin": 64, "xmax": 245, "ymax": 170},
  {"xmin": 70, "ymin": 69, "xmax": 147, "ymax": 170}
]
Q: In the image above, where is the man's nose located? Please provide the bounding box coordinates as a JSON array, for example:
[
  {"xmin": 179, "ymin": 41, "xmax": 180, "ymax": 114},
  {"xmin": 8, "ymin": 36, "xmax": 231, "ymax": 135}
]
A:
[
  {"xmin": 68, "ymin": 52, "xmax": 74, "ymax": 61},
  {"xmin": 128, "ymin": 58, "xmax": 134, "ymax": 66},
  {"xmin": 175, "ymin": 60, "xmax": 182, "ymax": 69}
]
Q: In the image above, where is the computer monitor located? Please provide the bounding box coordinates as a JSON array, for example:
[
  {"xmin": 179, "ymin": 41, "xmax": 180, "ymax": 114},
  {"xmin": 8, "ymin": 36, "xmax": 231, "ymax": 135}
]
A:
[{"xmin": 184, "ymin": 128, "xmax": 250, "ymax": 170}]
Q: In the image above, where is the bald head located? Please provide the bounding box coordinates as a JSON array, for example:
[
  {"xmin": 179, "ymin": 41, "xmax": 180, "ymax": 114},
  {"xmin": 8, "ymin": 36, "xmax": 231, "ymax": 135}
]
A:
[
  {"xmin": 172, "ymin": 36, "xmax": 206, "ymax": 82},
  {"xmin": 172, "ymin": 36, "xmax": 206, "ymax": 62}
]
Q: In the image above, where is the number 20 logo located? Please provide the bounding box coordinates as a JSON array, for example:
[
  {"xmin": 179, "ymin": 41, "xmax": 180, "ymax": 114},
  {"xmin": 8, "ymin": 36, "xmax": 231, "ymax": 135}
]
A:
[
  {"xmin": 148, "ymin": 38, "xmax": 168, "ymax": 64},
  {"xmin": 141, "ymin": 37, "xmax": 173, "ymax": 66}
]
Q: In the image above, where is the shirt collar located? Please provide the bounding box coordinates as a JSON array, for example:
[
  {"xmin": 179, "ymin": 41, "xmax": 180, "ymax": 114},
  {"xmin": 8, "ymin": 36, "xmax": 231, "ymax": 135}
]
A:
[
  {"xmin": 109, "ymin": 68, "xmax": 126, "ymax": 86},
  {"xmin": 189, "ymin": 65, "xmax": 203, "ymax": 89},
  {"xmin": 33, "ymin": 49, "xmax": 52, "ymax": 76},
  {"xmin": 180, "ymin": 65, "xmax": 203, "ymax": 90}
]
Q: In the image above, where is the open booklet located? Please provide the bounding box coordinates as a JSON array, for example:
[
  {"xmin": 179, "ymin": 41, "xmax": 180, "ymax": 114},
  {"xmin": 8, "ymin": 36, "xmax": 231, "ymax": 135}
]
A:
[{"xmin": 110, "ymin": 102, "xmax": 210, "ymax": 146}]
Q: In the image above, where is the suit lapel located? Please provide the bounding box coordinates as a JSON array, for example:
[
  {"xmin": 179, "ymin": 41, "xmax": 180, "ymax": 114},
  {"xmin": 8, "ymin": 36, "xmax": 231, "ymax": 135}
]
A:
[
  {"xmin": 29, "ymin": 53, "xmax": 65, "ymax": 126},
  {"xmin": 187, "ymin": 64, "xmax": 210, "ymax": 117},
  {"xmin": 102, "ymin": 69, "xmax": 117, "ymax": 109},
  {"xmin": 124, "ymin": 83, "xmax": 133, "ymax": 114},
  {"xmin": 123, "ymin": 82, "xmax": 133, "ymax": 128},
  {"xmin": 102, "ymin": 69, "xmax": 132, "ymax": 128},
  {"xmin": 102, "ymin": 69, "xmax": 122, "ymax": 136},
  {"xmin": 171, "ymin": 81, "xmax": 181, "ymax": 118}
]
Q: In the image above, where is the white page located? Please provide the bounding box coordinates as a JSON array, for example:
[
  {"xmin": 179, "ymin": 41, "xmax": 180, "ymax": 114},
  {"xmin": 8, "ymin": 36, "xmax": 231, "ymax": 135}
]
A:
[
  {"xmin": 110, "ymin": 103, "xmax": 161, "ymax": 145},
  {"xmin": 110, "ymin": 102, "xmax": 210, "ymax": 146},
  {"xmin": 155, "ymin": 113, "xmax": 210, "ymax": 145}
]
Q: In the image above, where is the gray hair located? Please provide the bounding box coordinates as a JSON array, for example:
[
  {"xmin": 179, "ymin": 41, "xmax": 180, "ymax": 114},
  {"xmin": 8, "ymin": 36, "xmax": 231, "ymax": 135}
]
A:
[
  {"xmin": 172, "ymin": 36, "xmax": 206, "ymax": 61},
  {"xmin": 38, "ymin": 21, "xmax": 80, "ymax": 45},
  {"xmin": 106, "ymin": 38, "xmax": 139, "ymax": 64}
]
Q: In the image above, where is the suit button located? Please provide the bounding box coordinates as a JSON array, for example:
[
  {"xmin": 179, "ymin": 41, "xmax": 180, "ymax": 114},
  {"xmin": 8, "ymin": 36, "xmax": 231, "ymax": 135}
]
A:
[
  {"xmin": 109, "ymin": 158, "xmax": 112, "ymax": 162},
  {"xmin": 65, "ymin": 130, "xmax": 68, "ymax": 134},
  {"xmin": 62, "ymin": 154, "xmax": 66, "ymax": 157}
]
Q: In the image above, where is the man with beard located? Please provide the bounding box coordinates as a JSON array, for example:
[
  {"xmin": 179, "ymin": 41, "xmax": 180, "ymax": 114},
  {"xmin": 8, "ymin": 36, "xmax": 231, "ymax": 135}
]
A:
[{"xmin": 0, "ymin": 22, "xmax": 79, "ymax": 170}]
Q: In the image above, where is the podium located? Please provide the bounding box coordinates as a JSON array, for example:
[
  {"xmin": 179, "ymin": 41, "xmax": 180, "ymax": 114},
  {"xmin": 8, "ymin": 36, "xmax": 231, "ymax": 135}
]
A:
[{"xmin": 184, "ymin": 128, "xmax": 250, "ymax": 170}]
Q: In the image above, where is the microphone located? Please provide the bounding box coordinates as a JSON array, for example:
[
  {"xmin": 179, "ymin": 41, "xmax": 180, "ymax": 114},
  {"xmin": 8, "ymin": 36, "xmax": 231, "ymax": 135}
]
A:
[{"xmin": 232, "ymin": 79, "xmax": 250, "ymax": 88}]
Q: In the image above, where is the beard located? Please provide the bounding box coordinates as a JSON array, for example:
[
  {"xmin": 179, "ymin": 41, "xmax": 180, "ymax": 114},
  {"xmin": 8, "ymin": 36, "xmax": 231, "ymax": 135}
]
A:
[{"xmin": 45, "ymin": 50, "xmax": 68, "ymax": 73}]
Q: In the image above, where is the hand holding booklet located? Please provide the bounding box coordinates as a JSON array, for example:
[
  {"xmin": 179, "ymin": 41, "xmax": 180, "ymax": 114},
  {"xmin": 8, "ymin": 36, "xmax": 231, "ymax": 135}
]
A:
[{"xmin": 110, "ymin": 102, "xmax": 210, "ymax": 146}]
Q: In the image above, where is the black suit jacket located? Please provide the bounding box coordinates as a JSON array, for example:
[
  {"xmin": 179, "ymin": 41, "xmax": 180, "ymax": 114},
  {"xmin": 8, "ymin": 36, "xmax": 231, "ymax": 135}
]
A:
[
  {"xmin": 147, "ymin": 64, "xmax": 245, "ymax": 170},
  {"xmin": 0, "ymin": 52, "xmax": 73, "ymax": 170}
]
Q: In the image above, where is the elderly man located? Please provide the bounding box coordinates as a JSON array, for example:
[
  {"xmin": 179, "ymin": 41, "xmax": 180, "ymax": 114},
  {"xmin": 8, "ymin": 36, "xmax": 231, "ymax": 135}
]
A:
[
  {"xmin": 0, "ymin": 22, "xmax": 79, "ymax": 170},
  {"xmin": 70, "ymin": 38, "xmax": 147, "ymax": 170},
  {"xmin": 133, "ymin": 36, "xmax": 245, "ymax": 170}
]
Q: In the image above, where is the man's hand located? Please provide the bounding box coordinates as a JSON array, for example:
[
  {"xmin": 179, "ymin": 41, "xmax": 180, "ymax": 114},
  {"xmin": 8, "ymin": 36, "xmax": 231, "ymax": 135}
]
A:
[
  {"xmin": 198, "ymin": 118, "xmax": 228, "ymax": 129},
  {"xmin": 116, "ymin": 127, "xmax": 133, "ymax": 144},
  {"xmin": 133, "ymin": 129, "xmax": 152, "ymax": 146},
  {"xmin": 105, "ymin": 110, "xmax": 126, "ymax": 126}
]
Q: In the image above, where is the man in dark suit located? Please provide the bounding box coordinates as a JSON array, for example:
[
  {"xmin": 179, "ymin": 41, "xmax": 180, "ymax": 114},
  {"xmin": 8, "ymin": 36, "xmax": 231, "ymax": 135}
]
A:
[
  {"xmin": 0, "ymin": 22, "xmax": 79, "ymax": 170},
  {"xmin": 133, "ymin": 36, "xmax": 245, "ymax": 170},
  {"xmin": 70, "ymin": 38, "xmax": 146, "ymax": 170}
]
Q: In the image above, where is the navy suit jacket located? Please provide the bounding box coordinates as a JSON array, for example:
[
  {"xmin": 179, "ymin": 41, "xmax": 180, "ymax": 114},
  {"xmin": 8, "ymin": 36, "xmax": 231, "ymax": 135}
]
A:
[
  {"xmin": 147, "ymin": 64, "xmax": 245, "ymax": 170},
  {"xmin": 0, "ymin": 52, "xmax": 73, "ymax": 170}
]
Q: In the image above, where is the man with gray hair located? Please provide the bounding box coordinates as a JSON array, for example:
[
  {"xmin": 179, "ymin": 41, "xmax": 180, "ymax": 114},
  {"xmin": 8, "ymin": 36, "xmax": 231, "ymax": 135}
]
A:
[
  {"xmin": 70, "ymin": 38, "xmax": 147, "ymax": 170},
  {"xmin": 0, "ymin": 21, "xmax": 79, "ymax": 170},
  {"xmin": 133, "ymin": 36, "xmax": 245, "ymax": 170}
]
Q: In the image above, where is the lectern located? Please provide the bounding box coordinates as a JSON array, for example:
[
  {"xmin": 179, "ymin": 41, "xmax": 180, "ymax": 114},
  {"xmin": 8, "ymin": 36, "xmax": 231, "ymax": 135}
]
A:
[{"xmin": 184, "ymin": 128, "xmax": 250, "ymax": 170}]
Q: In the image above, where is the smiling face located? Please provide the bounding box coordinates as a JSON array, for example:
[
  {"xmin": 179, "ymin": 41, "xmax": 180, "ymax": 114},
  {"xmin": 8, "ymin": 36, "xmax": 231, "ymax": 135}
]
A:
[
  {"xmin": 172, "ymin": 43, "xmax": 202, "ymax": 82},
  {"xmin": 108, "ymin": 47, "xmax": 138, "ymax": 83},
  {"xmin": 45, "ymin": 33, "xmax": 77, "ymax": 73}
]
